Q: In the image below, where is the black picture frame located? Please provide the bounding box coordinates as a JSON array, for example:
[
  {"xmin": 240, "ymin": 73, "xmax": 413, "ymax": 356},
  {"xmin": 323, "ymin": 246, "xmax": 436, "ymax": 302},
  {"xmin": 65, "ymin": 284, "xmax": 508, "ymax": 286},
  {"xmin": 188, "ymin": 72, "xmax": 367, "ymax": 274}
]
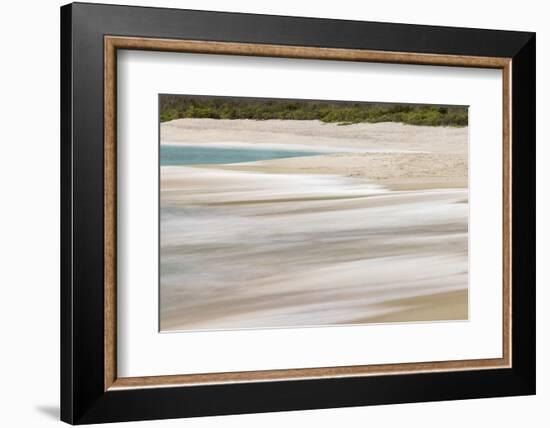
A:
[{"xmin": 61, "ymin": 2, "xmax": 535, "ymax": 424}]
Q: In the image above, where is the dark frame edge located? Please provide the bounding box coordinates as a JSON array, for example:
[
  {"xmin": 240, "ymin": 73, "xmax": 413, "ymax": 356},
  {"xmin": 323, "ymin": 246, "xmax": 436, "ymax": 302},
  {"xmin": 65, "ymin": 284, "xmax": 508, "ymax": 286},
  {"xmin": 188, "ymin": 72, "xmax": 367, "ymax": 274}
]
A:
[
  {"xmin": 60, "ymin": 2, "xmax": 74, "ymax": 425},
  {"xmin": 510, "ymin": 33, "xmax": 536, "ymax": 394}
]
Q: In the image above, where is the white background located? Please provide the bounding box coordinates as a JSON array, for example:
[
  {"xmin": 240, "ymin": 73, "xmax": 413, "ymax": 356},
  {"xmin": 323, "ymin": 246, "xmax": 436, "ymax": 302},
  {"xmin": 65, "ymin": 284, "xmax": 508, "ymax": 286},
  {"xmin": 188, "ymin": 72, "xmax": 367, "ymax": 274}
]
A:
[
  {"xmin": 118, "ymin": 51, "xmax": 503, "ymax": 377},
  {"xmin": 0, "ymin": 0, "xmax": 546, "ymax": 427}
]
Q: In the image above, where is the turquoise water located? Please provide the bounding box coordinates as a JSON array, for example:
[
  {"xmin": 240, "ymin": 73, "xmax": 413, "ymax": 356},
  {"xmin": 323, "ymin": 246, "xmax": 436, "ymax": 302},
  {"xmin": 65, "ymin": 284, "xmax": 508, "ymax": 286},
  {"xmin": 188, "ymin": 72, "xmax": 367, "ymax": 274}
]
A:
[{"xmin": 160, "ymin": 145, "xmax": 322, "ymax": 166}]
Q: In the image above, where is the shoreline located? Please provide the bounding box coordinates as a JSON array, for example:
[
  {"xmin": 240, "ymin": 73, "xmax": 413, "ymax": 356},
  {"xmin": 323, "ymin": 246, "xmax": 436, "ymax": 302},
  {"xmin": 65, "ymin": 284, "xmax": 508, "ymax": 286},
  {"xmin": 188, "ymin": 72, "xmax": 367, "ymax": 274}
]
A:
[
  {"xmin": 161, "ymin": 141, "xmax": 428, "ymax": 154},
  {"xmin": 185, "ymin": 151, "xmax": 467, "ymax": 191},
  {"xmin": 161, "ymin": 118, "xmax": 467, "ymax": 192},
  {"xmin": 161, "ymin": 118, "xmax": 468, "ymax": 154},
  {"xmin": 159, "ymin": 119, "xmax": 469, "ymax": 330}
]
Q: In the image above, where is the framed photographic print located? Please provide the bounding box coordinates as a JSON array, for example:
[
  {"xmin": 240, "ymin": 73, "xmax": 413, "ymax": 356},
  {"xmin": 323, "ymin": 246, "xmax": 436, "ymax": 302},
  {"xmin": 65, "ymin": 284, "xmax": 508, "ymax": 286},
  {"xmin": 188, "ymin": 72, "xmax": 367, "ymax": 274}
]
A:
[{"xmin": 60, "ymin": 2, "xmax": 536, "ymax": 424}]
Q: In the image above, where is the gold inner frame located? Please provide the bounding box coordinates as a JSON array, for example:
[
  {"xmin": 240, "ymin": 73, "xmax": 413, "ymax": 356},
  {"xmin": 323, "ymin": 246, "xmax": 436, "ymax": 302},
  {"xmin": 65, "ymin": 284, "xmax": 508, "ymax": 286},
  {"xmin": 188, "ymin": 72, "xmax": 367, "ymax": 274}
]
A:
[{"xmin": 104, "ymin": 35, "xmax": 512, "ymax": 391}]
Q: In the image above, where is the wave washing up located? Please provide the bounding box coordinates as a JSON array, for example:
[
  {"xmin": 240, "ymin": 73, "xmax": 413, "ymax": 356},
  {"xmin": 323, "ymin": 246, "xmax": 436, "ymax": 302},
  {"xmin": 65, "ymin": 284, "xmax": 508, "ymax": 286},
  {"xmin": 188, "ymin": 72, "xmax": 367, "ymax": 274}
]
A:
[{"xmin": 159, "ymin": 95, "xmax": 469, "ymax": 332}]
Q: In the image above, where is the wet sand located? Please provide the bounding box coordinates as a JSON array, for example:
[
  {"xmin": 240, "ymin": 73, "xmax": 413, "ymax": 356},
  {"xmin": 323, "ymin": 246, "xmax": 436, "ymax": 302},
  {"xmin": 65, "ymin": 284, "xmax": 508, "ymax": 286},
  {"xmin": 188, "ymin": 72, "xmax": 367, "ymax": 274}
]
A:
[
  {"xmin": 204, "ymin": 152, "xmax": 468, "ymax": 190},
  {"xmin": 160, "ymin": 119, "xmax": 468, "ymax": 331}
]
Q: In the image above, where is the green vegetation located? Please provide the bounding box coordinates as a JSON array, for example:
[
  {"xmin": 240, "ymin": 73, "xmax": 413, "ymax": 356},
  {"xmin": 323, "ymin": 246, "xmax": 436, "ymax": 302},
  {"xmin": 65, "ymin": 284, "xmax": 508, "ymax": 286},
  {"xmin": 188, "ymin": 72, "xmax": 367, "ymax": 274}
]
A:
[{"xmin": 160, "ymin": 95, "xmax": 468, "ymax": 127}]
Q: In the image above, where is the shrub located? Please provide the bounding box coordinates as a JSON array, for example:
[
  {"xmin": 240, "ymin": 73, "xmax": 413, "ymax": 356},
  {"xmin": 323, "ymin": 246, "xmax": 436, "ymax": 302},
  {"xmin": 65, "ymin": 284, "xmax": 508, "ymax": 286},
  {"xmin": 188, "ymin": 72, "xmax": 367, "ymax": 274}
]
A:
[{"xmin": 159, "ymin": 95, "xmax": 468, "ymax": 127}]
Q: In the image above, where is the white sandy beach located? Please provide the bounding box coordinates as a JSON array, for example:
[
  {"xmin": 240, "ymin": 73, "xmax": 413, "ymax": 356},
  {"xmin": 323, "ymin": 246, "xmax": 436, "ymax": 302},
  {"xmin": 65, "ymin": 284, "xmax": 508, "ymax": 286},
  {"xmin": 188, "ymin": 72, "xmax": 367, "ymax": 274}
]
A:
[
  {"xmin": 161, "ymin": 118, "xmax": 468, "ymax": 154},
  {"xmin": 160, "ymin": 119, "xmax": 468, "ymax": 331}
]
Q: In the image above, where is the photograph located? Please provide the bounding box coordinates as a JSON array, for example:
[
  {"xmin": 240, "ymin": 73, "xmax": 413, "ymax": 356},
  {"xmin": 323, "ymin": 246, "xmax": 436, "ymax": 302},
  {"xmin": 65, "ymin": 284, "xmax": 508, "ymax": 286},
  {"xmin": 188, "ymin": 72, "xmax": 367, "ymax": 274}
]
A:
[
  {"xmin": 55, "ymin": 2, "xmax": 536, "ymax": 424},
  {"xmin": 159, "ymin": 95, "xmax": 469, "ymax": 332}
]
